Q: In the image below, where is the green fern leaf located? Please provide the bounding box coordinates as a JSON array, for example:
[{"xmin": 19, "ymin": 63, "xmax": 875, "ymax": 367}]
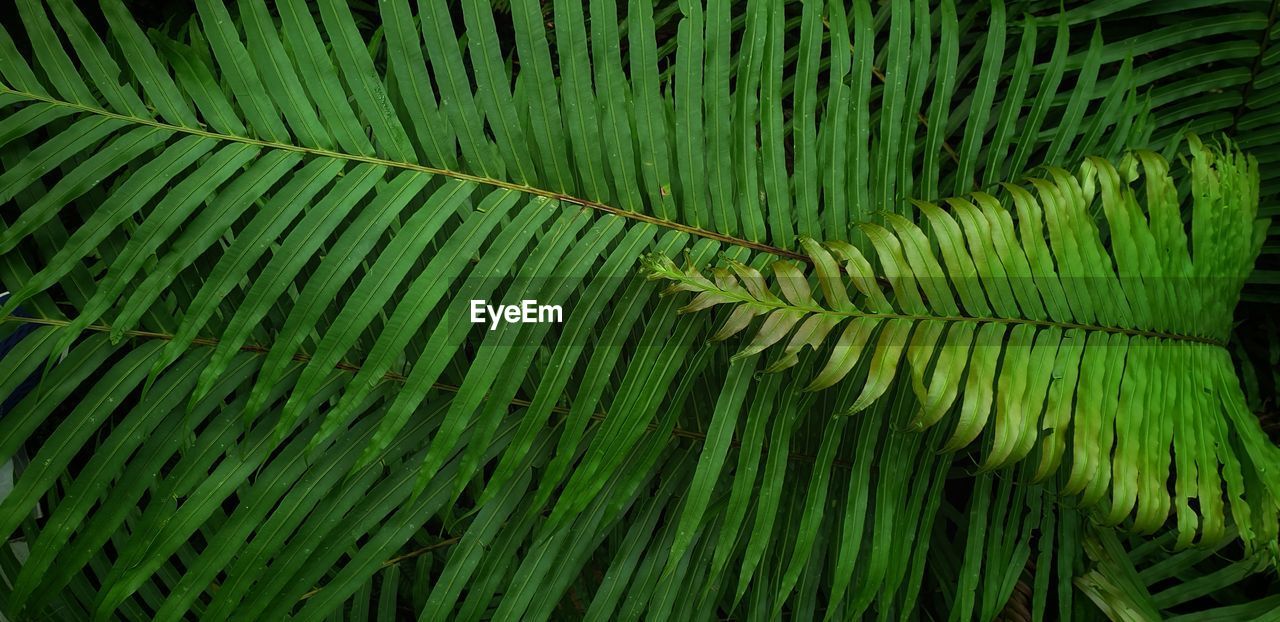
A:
[{"xmin": 646, "ymin": 138, "xmax": 1280, "ymax": 552}]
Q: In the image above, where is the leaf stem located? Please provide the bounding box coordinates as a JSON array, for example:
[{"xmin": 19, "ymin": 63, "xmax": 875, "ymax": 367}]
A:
[
  {"xmin": 0, "ymin": 314, "xmax": 842, "ymax": 465},
  {"xmin": 656, "ymin": 268, "xmax": 1228, "ymax": 346},
  {"xmin": 0, "ymin": 86, "xmax": 808, "ymax": 262}
]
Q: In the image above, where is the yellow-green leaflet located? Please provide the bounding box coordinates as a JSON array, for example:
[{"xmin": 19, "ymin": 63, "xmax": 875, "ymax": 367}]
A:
[{"xmin": 644, "ymin": 139, "xmax": 1277, "ymax": 552}]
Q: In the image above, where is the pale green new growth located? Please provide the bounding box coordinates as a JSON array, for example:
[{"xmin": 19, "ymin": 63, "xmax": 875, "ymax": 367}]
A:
[{"xmin": 646, "ymin": 139, "xmax": 1280, "ymax": 554}]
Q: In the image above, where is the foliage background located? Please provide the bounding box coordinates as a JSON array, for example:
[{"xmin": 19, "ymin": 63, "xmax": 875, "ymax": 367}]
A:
[{"xmin": 0, "ymin": 0, "xmax": 1278, "ymax": 620}]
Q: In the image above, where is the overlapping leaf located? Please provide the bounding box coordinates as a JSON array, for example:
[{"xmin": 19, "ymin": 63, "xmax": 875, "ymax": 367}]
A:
[
  {"xmin": 0, "ymin": 0, "xmax": 1275, "ymax": 619},
  {"xmin": 647, "ymin": 138, "xmax": 1280, "ymax": 554}
]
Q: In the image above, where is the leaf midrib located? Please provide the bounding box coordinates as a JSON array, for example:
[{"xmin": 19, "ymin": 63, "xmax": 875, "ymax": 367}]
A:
[
  {"xmin": 3, "ymin": 86, "xmax": 1228, "ymax": 347},
  {"xmin": 1, "ymin": 86, "xmax": 808, "ymax": 261},
  {"xmin": 0, "ymin": 313, "xmax": 845, "ymax": 468},
  {"xmin": 678, "ymin": 274, "xmax": 1226, "ymax": 346}
]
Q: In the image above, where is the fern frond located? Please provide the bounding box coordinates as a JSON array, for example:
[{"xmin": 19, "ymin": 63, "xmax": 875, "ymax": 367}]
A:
[
  {"xmin": 0, "ymin": 0, "xmax": 1276, "ymax": 617},
  {"xmin": 646, "ymin": 138, "xmax": 1280, "ymax": 553}
]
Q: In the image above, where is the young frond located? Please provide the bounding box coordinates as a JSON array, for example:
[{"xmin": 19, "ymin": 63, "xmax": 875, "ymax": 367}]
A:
[{"xmin": 646, "ymin": 139, "xmax": 1279, "ymax": 553}]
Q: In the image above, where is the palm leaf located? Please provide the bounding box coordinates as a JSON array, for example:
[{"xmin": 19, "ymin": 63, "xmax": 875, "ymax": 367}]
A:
[
  {"xmin": 0, "ymin": 0, "xmax": 1274, "ymax": 619},
  {"xmin": 645, "ymin": 138, "xmax": 1278, "ymax": 551},
  {"xmin": 1075, "ymin": 525, "xmax": 1280, "ymax": 621}
]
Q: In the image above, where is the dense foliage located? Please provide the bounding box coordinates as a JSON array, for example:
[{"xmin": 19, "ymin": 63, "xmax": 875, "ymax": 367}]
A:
[{"xmin": 0, "ymin": 0, "xmax": 1278, "ymax": 619}]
